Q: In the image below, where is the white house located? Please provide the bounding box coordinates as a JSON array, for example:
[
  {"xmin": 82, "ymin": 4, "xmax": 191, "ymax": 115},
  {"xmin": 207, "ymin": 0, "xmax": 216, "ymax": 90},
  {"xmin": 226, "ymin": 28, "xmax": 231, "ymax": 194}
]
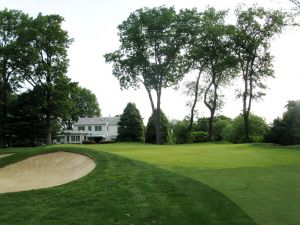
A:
[{"xmin": 58, "ymin": 116, "xmax": 120, "ymax": 144}]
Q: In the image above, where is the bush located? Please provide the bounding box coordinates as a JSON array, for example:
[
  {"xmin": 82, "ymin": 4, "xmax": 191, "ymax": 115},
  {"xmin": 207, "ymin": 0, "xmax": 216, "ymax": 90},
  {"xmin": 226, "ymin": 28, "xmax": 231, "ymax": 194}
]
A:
[
  {"xmin": 224, "ymin": 114, "xmax": 269, "ymax": 143},
  {"xmin": 82, "ymin": 140, "xmax": 95, "ymax": 144},
  {"xmin": 94, "ymin": 137, "xmax": 104, "ymax": 143},
  {"xmin": 192, "ymin": 131, "xmax": 209, "ymax": 143},
  {"xmin": 212, "ymin": 118, "xmax": 231, "ymax": 141},
  {"xmin": 172, "ymin": 120, "xmax": 192, "ymax": 144}
]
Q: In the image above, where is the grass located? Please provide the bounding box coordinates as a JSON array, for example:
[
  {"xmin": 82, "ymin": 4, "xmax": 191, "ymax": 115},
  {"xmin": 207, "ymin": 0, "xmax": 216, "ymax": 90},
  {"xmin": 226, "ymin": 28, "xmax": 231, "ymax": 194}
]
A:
[
  {"xmin": 1, "ymin": 143, "xmax": 299, "ymax": 225},
  {"xmin": 0, "ymin": 145, "xmax": 255, "ymax": 225},
  {"xmin": 70, "ymin": 143, "xmax": 300, "ymax": 225}
]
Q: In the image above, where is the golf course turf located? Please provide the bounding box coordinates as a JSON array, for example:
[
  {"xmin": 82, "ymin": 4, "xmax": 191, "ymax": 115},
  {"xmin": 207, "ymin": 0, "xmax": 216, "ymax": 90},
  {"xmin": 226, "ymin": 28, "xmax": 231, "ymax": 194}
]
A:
[{"xmin": 0, "ymin": 143, "xmax": 299, "ymax": 225}]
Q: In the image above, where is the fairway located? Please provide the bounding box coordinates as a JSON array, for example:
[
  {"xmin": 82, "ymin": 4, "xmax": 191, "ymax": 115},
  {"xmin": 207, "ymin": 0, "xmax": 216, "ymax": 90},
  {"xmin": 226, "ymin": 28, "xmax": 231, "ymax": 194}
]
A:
[
  {"xmin": 0, "ymin": 143, "xmax": 299, "ymax": 225},
  {"xmin": 82, "ymin": 143, "xmax": 300, "ymax": 225}
]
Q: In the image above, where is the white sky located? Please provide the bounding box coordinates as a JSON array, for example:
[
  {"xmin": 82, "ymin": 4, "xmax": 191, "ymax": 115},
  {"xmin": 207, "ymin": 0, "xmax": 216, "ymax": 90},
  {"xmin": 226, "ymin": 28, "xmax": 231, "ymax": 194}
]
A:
[{"xmin": 1, "ymin": 0, "xmax": 299, "ymax": 124}]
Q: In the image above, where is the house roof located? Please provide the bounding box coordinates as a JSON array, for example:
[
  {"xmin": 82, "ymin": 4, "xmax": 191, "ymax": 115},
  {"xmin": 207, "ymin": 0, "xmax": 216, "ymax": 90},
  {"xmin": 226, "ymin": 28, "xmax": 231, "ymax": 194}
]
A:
[{"xmin": 74, "ymin": 116, "xmax": 120, "ymax": 126}]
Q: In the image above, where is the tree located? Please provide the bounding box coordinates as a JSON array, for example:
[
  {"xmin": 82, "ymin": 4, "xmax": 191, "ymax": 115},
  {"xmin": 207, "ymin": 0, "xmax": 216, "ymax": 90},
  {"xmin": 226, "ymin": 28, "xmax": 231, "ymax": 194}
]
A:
[
  {"xmin": 183, "ymin": 8, "xmax": 239, "ymax": 141},
  {"xmin": 0, "ymin": 9, "xmax": 30, "ymax": 147},
  {"xmin": 199, "ymin": 8, "xmax": 238, "ymax": 141},
  {"xmin": 233, "ymin": 6, "xmax": 287, "ymax": 142},
  {"xmin": 61, "ymin": 84, "xmax": 101, "ymax": 129},
  {"xmin": 21, "ymin": 13, "xmax": 72, "ymax": 144},
  {"xmin": 266, "ymin": 100, "xmax": 300, "ymax": 145},
  {"xmin": 223, "ymin": 114, "xmax": 269, "ymax": 143},
  {"xmin": 145, "ymin": 109, "xmax": 171, "ymax": 144},
  {"xmin": 178, "ymin": 8, "xmax": 206, "ymax": 132},
  {"xmin": 7, "ymin": 88, "xmax": 47, "ymax": 146},
  {"xmin": 105, "ymin": 6, "xmax": 189, "ymax": 144},
  {"xmin": 117, "ymin": 102, "xmax": 144, "ymax": 142}
]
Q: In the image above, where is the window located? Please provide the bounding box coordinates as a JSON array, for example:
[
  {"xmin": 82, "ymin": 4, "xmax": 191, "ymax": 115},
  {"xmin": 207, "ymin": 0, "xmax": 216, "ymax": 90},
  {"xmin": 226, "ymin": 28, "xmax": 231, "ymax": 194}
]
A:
[
  {"xmin": 84, "ymin": 136, "xmax": 87, "ymax": 141},
  {"xmin": 95, "ymin": 126, "xmax": 102, "ymax": 131},
  {"xmin": 71, "ymin": 136, "xmax": 75, "ymax": 142},
  {"xmin": 88, "ymin": 126, "xmax": 92, "ymax": 131},
  {"xmin": 76, "ymin": 136, "xmax": 80, "ymax": 142},
  {"xmin": 78, "ymin": 126, "xmax": 85, "ymax": 131}
]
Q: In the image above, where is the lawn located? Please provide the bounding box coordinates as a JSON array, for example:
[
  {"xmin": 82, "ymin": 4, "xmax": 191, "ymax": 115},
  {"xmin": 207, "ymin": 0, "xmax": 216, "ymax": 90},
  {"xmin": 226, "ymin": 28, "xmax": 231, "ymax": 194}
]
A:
[
  {"xmin": 73, "ymin": 143, "xmax": 300, "ymax": 225},
  {"xmin": 0, "ymin": 143, "xmax": 299, "ymax": 225}
]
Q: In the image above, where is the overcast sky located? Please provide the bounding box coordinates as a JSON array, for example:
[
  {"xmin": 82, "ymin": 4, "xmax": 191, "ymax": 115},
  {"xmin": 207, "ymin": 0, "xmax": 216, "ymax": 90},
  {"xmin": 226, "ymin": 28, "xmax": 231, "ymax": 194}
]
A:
[{"xmin": 1, "ymin": 0, "xmax": 299, "ymax": 123}]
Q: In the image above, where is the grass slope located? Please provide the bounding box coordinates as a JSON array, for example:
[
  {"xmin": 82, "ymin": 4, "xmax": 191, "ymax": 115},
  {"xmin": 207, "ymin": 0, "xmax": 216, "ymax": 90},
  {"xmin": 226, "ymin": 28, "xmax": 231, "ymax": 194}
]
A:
[
  {"xmin": 75, "ymin": 143, "xmax": 300, "ymax": 225},
  {"xmin": 0, "ymin": 147, "xmax": 255, "ymax": 225}
]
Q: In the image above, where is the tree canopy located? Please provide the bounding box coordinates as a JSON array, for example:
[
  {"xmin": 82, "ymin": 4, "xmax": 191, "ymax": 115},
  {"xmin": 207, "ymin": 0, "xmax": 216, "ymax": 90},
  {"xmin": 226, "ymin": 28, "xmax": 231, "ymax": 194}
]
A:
[
  {"xmin": 233, "ymin": 6, "xmax": 287, "ymax": 142},
  {"xmin": 105, "ymin": 6, "xmax": 190, "ymax": 144},
  {"xmin": 266, "ymin": 100, "xmax": 300, "ymax": 145}
]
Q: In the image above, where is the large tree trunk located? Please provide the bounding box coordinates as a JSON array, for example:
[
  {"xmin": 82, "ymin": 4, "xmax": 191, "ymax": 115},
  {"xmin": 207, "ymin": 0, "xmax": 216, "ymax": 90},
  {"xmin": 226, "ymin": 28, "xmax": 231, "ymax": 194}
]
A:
[
  {"xmin": 242, "ymin": 73, "xmax": 251, "ymax": 143},
  {"xmin": 1, "ymin": 94, "xmax": 7, "ymax": 147},
  {"xmin": 189, "ymin": 71, "xmax": 201, "ymax": 131},
  {"xmin": 1, "ymin": 66, "xmax": 8, "ymax": 147},
  {"xmin": 45, "ymin": 111, "xmax": 52, "ymax": 145},
  {"xmin": 45, "ymin": 74, "xmax": 52, "ymax": 145},
  {"xmin": 243, "ymin": 112, "xmax": 250, "ymax": 142},
  {"xmin": 155, "ymin": 91, "xmax": 161, "ymax": 144},
  {"xmin": 204, "ymin": 78, "xmax": 218, "ymax": 141}
]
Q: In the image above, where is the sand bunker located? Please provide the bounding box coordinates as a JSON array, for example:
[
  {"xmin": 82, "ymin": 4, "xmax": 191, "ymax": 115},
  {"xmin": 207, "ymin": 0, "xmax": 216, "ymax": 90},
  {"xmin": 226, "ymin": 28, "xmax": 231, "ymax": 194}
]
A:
[
  {"xmin": 0, "ymin": 153, "xmax": 14, "ymax": 159},
  {"xmin": 0, "ymin": 151, "xmax": 95, "ymax": 194}
]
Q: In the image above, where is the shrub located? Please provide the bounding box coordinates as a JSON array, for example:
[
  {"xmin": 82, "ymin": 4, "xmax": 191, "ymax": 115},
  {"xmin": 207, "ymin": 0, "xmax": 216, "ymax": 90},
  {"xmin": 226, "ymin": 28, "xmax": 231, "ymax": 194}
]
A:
[
  {"xmin": 224, "ymin": 114, "xmax": 269, "ymax": 143},
  {"xmin": 172, "ymin": 120, "xmax": 192, "ymax": 144},
  {"xmin": 192, "ymin": 131, "xmax": 209, "ymax": 143},
  {"xmin": 82, "ymin": 140, "xmax": 95, "ymax": 144}
]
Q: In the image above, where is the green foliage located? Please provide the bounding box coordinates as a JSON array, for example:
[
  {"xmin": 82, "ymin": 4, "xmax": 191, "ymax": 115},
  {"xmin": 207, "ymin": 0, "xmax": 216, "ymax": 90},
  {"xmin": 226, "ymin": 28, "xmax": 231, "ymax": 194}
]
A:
[
  {"xmin": 172, "ymin": 120, "xmax": 193, "ymax": 144},
  {"xmin": 212, "ymin": 116, "xmax": 232, "ymax": 141},
  {"xmin": 0, "ymin": 9, "xmax": 31, "ymax": 146},
  {"xmin": 266, "ymin": 100, "xmax": 300, "ymax": 145},
  {"xmin": 8, "ymin": 90, "xmax": 45, "ymax": 146},
  {"xmin": 145, "ymin": 110, "xmax": 172, "ymax": 144},
  {"xmin": 195, "ymin": 115, "xmax": 231, "ymax": 141},
  {"xmin": 23, "ymin": 13, "xmax": 72, "ymax": 144},
  {"xmin": 105, "ymin": 6, "xmax": 192, "ymax": 144},
  {"xmin": 198, "ymin": 8, "xmax": 238, "ymax": 141},
  {"xmin": 117, "ymin": 102, "xmax": 144, "ymax": 142},
  {"xmin": 233, "ymin": 6, "xmax": 287, "ymax": 141},
  {"xmin": 192, "ymin": 131, "xmax": 209, "ymax": 143},
  {"xmin": 224, "ymin": 114, "xmax": 269, "ymax": 143},
  {"xmin": 61, "ymin": 84, "xmax": 101, "ymax": 129},
  {"xmin": 196, "ymin": 117, "xmax": 209, "ymax": 132}
]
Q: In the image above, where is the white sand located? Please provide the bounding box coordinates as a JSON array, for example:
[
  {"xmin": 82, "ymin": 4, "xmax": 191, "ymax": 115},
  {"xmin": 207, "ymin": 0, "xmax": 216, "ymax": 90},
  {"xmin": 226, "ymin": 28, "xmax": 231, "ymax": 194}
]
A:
[
  {"xmin": 0, "ymin": 151, "xmax": 96, "ymax": 194},
  {"xmin": 0, "ymin": 153, "xmax": 14, "ymax": 159}
]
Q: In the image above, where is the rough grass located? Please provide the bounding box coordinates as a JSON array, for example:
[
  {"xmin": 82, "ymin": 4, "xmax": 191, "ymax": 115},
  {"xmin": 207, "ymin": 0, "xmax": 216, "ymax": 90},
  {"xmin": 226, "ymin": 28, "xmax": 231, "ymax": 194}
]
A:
[
  {"xmin": 73, "ymin": 142, "xmax": 300, "ymax": 225},
  {"xmin": 0, "ymin": 146, "xmax": 255, "ymax": 225}
]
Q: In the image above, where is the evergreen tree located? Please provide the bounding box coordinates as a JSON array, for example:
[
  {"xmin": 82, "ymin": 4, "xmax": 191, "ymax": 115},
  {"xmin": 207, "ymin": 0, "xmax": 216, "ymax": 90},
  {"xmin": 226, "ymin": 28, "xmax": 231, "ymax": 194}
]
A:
[
  {"xmin": 117, "ymin": 103, "xmax": 144, "ymax": 142},
  {"xmin": 145, "ymin": 110, "xmax": 171, "ymax": 144},
  {"xmin": 266, "ymin": 100, "xmax": 300, "ymax": 145}
]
